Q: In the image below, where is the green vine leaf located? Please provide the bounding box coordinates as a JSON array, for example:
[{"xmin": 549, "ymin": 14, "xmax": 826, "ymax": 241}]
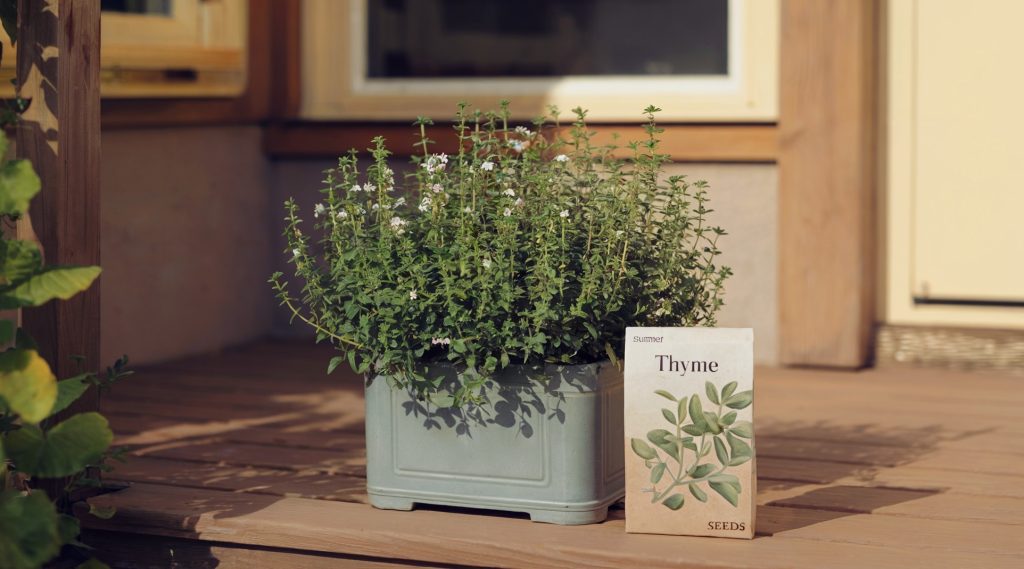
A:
[
  {"xmin": 705, "ymin": 381, "xmax": 719, "ymax": 404},
  {"xmin": 0, "ymin": 349, "xmax": 57, "ymax": 424},
  {"xmin": 690, "ymin": 463, "xmax": 715, "ymax": 478},
  {"xmin": 661, "ymin": 408, "xmax": 676, "ymax": 425},
  {"xmin": 721, "ymin": 381, "xmax": 738, "ymax": 400},
  {"xmin": 631, "ymin": 438, "xmax": 657, "ymax": 460},
  {"xmin": 0, "ymin": 266, "xmax": 102, "ymax": 310},
  {"xmin": 721, "ymin": 411, "xmax": 737, "ymax": 425},
  {"xmin": 0, "ymin": 159, "xmax": 41, "ymax": 216},
  {"xmin": 47, "ymin": 374, "xmax": 91, "ymax": 419},
  {"xmin": 0, "ymin": 490, "xmax": 60, "ymax": 569},
  {"xmin": 662, "ymin": 493, "xmax": 685, "ymax": 510},
  {"xmin": 682, "ymin": 424, "xmax": 704, "ymax": 436},
  {"xmin": 4, "ymin": 412, "xmax": 113, "ymax": 478},
  {"xmin": 688, "ymin": 395, "xmax": 706, "ymax": 430},
  {"xmin": 689, "ymin": 484, "xmax": 709, "ymax": 502}
]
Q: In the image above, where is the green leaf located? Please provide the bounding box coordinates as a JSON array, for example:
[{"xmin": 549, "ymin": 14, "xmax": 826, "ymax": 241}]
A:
[
  {"xmin": 647, "ymin": 429, "xmax": 678, "ymax": 461},
  {"xmin": 714, "ymin": 436, "xmax": 729, "ymax": 465},
  {"xmin": 650, "ymin": 462, "xmax": 666, "ymax": 483},
  {"xmin": 0, "ymin": 266, "xmax": 102, "ymax": 310},
  {"xmin": 676, "ymin": 395, "xmax": 688, "ymax": 424},
  {"xmin": 688, "ymin": 395, "xmax": 706, "ymax": 429},
  {"xmin": 690, "ymin": 463, "xmax": 715, "ymax": 478},
  {"xmin": 703, "ymin": 412, "xmax": 722, "ymax": 434},
  {"xmin": 48, "ymin": 374, "xmax": 91, "ymax": 418},
  {"xmin": 630, "ymin": 438, "xmax": 657, "ymax": 460},
  {"xmin": 0, "ymin": 490, "xmax": 60, "ymax": 569},
  {"xmin": 681, "ymin": 424, "xmax": 705, "ymax": 437},
  {"xmin": 661, "ymin": 408, "xmax": 676, "ymax": 425},
  {"xmin": 689, "ymin": 484, "xmax": 708, "ymax": 502},
  {"xmin": 662, "ymin": 493, "xmax": 685, "ymax": 510},
  {"xmin": 0, "ymin": 159, "xmax": 41, "ymax": 216},
  {"xmin": 729, "ymin": 455, "xmax": 752, "ymax": 466},
  {"xmin": 721, "ymin": 381, "xmax": 738, "ymax": 400},
  {"xmin": 57, "ymin": 514, "xmax": 85, "ymax": 548},
  {"xmin": 5, "ymin": 412, "xmax": 113, "ymax": 478},
  {"xmin": 727, "ymin": 431, "xmax": 752, "ymax": 460},
  {"xmin": 705, "ymin": 381, "xmax": 719, "ymax": 405},
  {"xmin": 0, "ymin": 240, "xmax": 42, "ymax": 284},
  {"xmin": 700, "ymin": 438, "xmax": 712, "ymax": 457},
  {"xmin": 326, "ymin": 356, "xmax": 344, "ymax": 374},
  {"xmin": 88, "ymin": 504, "xmax": 117, "ymax": 520},
  {"xmin": 0, "ymin": 349, "xmax": 57, "ymax": 423},
  {"xmin": 0, "ymin": 2, "xmax": 16, "ymax": 46},
  {"xmin": 724, "ymin": 390, "xmax": 753, "ymax": 410},
  {"xmin": 709, "ymin": 480, "xmax": 740, "ymax": 507},
  {"xmin": 654, "ymin": 389, "xmax": 676, "ymax": 401},
  {"xmin": 0, "ymin": 319, "xmax": 12, "ymax": 345},
  {"xmin": 451, "ymin": 339, "xmax": 467, "ymax": 353},
  {"xmin": 729, "ymin": 420, "xmax": 753, "ymax": 439}
]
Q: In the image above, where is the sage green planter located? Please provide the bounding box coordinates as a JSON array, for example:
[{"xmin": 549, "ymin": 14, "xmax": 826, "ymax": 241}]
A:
[{"xmin": 365, "ymin": 361, "xmax": 624, "ymax": 525}]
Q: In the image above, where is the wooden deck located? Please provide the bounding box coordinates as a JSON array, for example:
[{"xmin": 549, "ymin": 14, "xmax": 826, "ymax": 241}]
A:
[{"xmin": 81, "ymin": 340, "xmax": 1024, "ymax": 568}]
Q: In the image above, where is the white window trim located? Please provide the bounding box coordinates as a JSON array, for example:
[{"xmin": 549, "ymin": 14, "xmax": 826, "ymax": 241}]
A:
[{"xmin": 302, "ymin": 0, "xmax": 778, "ymax": 122}]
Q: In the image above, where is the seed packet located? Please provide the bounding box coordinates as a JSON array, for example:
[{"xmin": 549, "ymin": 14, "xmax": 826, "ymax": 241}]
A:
[{"xmin": 624, "ymin": 327, "xmax": 754, "ymax": 538}]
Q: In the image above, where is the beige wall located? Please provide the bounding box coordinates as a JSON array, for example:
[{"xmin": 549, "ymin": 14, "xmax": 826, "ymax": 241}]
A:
[
  {"xmin": 270, "ymin": 160, "xmax": 779, "ymax": 364},
  {"xmin": 101, "ymin": 126, "xmax": 275, "ymax": 365}
]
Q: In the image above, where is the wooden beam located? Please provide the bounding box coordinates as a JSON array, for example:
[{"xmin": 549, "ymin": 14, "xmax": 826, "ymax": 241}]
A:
[
  {"xmin": 16, "ymin": 0, "xmax": 101, "ymax": 404},
  {"xmin": 778, "ymin": 0, "xmax": 878, "ymax": 367},
  {"xmin": 100, "ymin": 0, "xmax": 274, "ymax": 129},
  {"xmin": 264, "ymin": 122, "xmax": 779, "ymax": 162},
  {"xmin": 269, "ymin": 0, "xmax": 302, "ymax": 120}
]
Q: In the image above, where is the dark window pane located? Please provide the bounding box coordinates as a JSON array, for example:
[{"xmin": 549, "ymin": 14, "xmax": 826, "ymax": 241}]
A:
[
  {"xmin": 101, "ymin": 0, "xmax": 173, "ymax": 16},
  {"xmin": 368, "ymin": 0, "xmax": 728, "ymax": 78}
]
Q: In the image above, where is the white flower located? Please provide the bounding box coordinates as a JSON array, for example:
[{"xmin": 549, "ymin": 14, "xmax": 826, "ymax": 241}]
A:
[
  {"xmin": 291, "ymin": 248, "xmax": 301, "ymax": 258},
  {"xmin": 481, "ymin": 161, "xmax": 495, "ymax": 171},
  {"xmin": 554, "ymin": 154, "xmax": 569, "ymax": 163},
  {"xmin": 514, "ymin": 197, "xmax": 524, "ymax": 207},
  {"xmin": 482, "ymin": 259, "xmax": 492, "ymax": 269},
  {"xmin": 358, "ymin": 207, "xmax": 366, "ymax": 215},
  {"xmin": 559, "ymin": 209, "xmax": 569, "ymax": 219},
  {"xmin": 372, "ymin": 203, "xmax": 380, "ymax": 211},
  {"xmin": 615, "ymin": 230, "xmax": 624, "ymax": 237},
  {"xmin": 515, "ymin": 126, "xmax": 533, "ymax": 136},
  {"xmin": 503, "ymin": 208, "xmax": 512, "ymax": 217},
  {"xmin": 364, "ymin": 183, "xmax": 377, "ymax": 193},
  {"xmin": 313, "ymin": 203, "xmax": 326, "ymax": 218},
  {"xmin": 409, "ymin": 289, "xmax": 418, "ymax": 300},
  {"xmin": 337, "ymin": 210, "xmax": 348, "ymax": 219},
  {"xmin": 393, "ymin": 197, "xmax": 406, "ymax": 207},
  {"xmin": 438, "ymin": 153, "xmax": 449, "ymax": 164},
  {"xmin": 431, "ymin": 183, "xmax": 443, "ymax": 194},
  {"xmin": 419, "ymin": 197, "xmax": 432, "ymax": 212},
  {"xmin": 463, "ymin": 206, "xmax": 473, "ymax": 213},
  {"xmin": 511, "ymin": 141, "xmax": 524, "ymax": 153},
  {"xmin": 390, "ymin": 216, "xmax": 407, "ymax": 232},
  {"xmin": 422, "ymin": 154, "xmax": 449, "ymax": 174},
  {"xmin": 349, "ymin": 184, "xmax": 362, "ymax": 193},
  {"xmin": 502, "ymin": 188, "xmax": 516, "ymax": 197},
  {"xmin": 431, "ymin": 337, "xmax": 451, "ymax": 346}
]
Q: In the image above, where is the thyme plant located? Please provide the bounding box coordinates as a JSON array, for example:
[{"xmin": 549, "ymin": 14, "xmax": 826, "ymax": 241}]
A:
[{"xmin": 272, "ymin": 104, "xmax": 730, "ymax": 404}]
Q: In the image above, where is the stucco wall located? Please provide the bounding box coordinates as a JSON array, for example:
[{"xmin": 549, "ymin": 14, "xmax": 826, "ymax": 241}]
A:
[
  {"xmin": 101, "ymin": 126, "xmax": 274, "ymax": 365},
  {"xmin": 270, "ymin": 160, "xmax": 778, "ymax": 364}
]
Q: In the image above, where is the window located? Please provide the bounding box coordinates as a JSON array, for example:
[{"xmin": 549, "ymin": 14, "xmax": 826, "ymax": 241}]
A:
[
  {"xmin": 0, "ymin": 0, "xmax": 247, "ymax": 98},
  {"xmin": 302, "ymin": 0, "xmax": 778, "ymax": 121}
]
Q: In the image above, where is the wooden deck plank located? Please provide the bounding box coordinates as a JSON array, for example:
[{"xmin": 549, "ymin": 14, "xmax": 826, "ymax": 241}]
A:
[
  {"xmin": 86, "ymin": 343, "xmax": 1024, "ymax": 567},
  {"xmin": 82, "ymin": 483, "xmax": 1022, "ymax": 569}
]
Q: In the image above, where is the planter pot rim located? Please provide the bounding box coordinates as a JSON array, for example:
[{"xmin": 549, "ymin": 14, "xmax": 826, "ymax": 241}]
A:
[{"xmin": 369, "ymin": 359, "xmax": 619, "ymax": 393}]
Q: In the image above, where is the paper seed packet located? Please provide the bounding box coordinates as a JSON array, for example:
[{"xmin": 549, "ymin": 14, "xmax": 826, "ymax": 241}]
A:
[{"xmin": 624, "ymin": 327, "xmax": 755, "ymax": 539}]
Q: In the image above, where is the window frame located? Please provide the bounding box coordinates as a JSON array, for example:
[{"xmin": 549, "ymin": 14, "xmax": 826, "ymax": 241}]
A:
[{"xmin": 301, "ymin": 0, "xmax": 779, "ymax": 122}]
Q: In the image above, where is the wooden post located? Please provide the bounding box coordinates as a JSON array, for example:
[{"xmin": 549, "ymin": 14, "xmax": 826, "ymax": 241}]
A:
[
  {"xmin": 778, "ymin": 0, "xmax": 878, "ymax": 367},
  {"xmin": 16, "ymin": 0, "xmax": 101, "ymax": 411}
]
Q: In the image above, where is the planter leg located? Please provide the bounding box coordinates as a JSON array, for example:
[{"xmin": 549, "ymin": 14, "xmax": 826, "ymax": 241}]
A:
[
  {"xmin": 369, "ymin": 494, "xmax": 415, "ymax": 512},
  {"xmin": 528, "ymin": 506, "xmax": 609, "ymax": 525}
]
